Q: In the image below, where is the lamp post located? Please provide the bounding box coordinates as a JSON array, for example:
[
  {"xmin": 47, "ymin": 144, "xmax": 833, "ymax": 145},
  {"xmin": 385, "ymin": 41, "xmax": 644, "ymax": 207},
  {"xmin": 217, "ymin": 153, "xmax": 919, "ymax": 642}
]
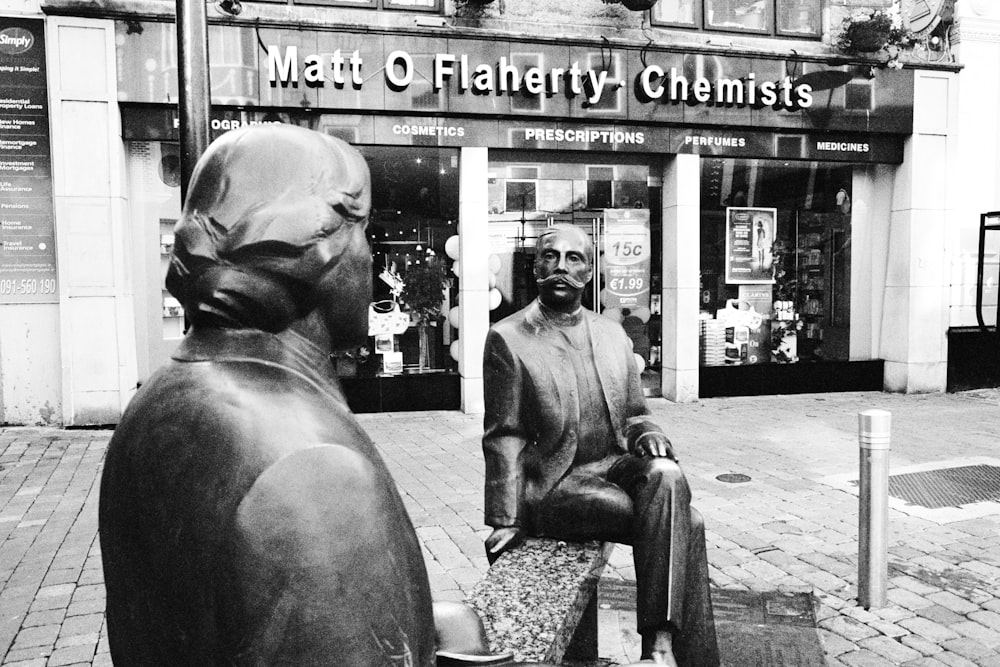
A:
[{"xmin": 175, "ymin": 0, "xmax": 211, "ymax": 203}]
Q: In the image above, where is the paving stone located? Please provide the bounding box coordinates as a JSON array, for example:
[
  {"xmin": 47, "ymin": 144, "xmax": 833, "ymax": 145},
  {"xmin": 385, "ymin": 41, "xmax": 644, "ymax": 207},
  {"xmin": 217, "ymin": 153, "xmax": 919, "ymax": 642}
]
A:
[
  {"xmin": 818, "ymin": 628, "xmax": 857, "ymax": 657},
  {"xmin": 893, "ymin": 575, "xmax": 944, "ymax": 596},
  {"xmin": 900, "ymin": 634, "xmax": 946, "ymax": 656},
  {"xmin": 858, "ymin": 636, "xmax": 924, "ymax": 663},
  {"xmin": 820, "ymin": 615, "xmax": 881, "ymax": 642},
  {"xmin": 21, "ymin": 610, "xmax": 65, "ymax": 628},
  {"xmin": 899, "ymin": 616, "xmax": 962, "ymax": 642},
  {"xmin": 969, "ymin": 610, "xmax": 1000, "ymax": 632},
  {"xmin": 888, "ymin": 588, "xmax": 936, "ymax": 611},
  {"xmin": 917, "ymin": 604, "xmax": 968, "ymax": 626},
  {"xmin": 869, "ymin": 619, "xmax": 909, "ymax": 638},
  {"xmin": 940, "ymin": 637, "xmax": 995, "ymax": 661},
  {"xmin": 54, "ymin": 633, "xmax": 99, "ymax": 650},
  {"xmin": 0, "ymin": 647, "xmax": 52, "ymax": 664},
  {"xmin": 950, "ymin": 620, "xmax": 1000, "ymax": 649},
  {"xmin": 930, "ymin": 650, "xmax": 980, "ymax": 667},
  {"xmin": 873, "ymin": 605, "xmax": 917, "ymax": 623},
  {"xmin": 928, "ymin": 591, "xmax": 983, "ymax": 615},
  {"xmin": 838, "ymin": 648, "xmax": 898, "ymax": 667},
  {"xmin": 45, "ymin": 644, "xmax": 96, "ymax": 666},
  {"xmin": 10, "ymin": 624, "xmax": 59, "ymax": 650}
]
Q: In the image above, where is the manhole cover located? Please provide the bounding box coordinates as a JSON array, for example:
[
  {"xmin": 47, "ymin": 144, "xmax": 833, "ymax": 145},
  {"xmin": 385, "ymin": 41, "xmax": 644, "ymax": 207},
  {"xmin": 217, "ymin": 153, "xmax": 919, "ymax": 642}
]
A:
[
  {"xmin": 884, "ymin": 465, "xmax": 1000, "ymax": 509},
  {"xmin": 717, "ymin": 473, "xmax": 752, "ymax": 483}
]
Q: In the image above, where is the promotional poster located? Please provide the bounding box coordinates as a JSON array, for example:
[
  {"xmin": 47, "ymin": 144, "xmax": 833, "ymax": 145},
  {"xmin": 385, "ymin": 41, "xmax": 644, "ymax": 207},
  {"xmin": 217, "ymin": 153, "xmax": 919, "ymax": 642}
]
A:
[{"xmin": 725, "ymin": 206, "xmax": 777, "ymax": 284}]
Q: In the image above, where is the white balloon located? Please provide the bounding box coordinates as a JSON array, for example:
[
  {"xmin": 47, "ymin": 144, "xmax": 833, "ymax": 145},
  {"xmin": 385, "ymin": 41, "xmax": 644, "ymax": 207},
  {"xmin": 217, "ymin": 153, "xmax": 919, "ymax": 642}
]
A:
[
  {"xmin": 488, "ymin": 254, "xmax": 502, "ymax": 274},
  {"xmin": 602, "ymin": 307, "xmax": 622, "ymax": 323},
  {"xmin": 448, "ymin": 306, "xmax": 462, "ymax": 329},
  {"xmin": 488, "ymin": 272, "xmax": 497, "ymax": 289},
  {"xmin": 489, "ymin": 288, "xmax": 502, "ymax": 310},
  {"xmin": 450, "ymin": 339, "xmax": 460, "ymax": 362},
  {"xmin": 599, "ymin": 288, "xmax": 608, "ymax": 306},
  {"xmin": 634, "ymin": 353, "xmax": 646, "ymax": 372},
  {"xmin": 633, "ymin": 306, "xmax": 651, "ymax": 323},
  {"xmin": 445, "ymin": 235, "xmax": 461, "ymax": 260},
  {"xmin": 451, "ymin": 262, "xmax": 461, "ymax": 278}
]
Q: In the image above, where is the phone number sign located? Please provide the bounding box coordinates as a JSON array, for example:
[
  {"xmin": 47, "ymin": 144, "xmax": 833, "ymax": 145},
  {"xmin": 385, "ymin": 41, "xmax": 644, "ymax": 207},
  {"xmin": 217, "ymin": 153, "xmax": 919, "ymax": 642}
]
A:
[
  {"xmin": 0, "ymin": 17, "xmax": 58, "ymax": 304},
  {"xmin": 603, "ymin": 209, "xmax": 650, "ymax": 311}
]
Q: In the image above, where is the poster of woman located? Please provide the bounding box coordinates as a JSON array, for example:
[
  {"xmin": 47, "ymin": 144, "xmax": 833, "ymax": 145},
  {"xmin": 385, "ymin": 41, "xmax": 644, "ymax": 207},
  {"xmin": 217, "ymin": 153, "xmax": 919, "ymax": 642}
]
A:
[{"xmin": 725, "ymin": 207, "xmax": 777, "ymax": 284}]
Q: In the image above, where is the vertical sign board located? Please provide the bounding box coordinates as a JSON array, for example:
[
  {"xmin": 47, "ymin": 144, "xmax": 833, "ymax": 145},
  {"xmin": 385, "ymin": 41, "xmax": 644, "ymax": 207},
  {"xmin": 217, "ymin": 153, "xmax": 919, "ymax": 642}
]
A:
[
  {"xmin": 603, "ymin": 209, "xmax": 651, "ymax": 311},
  {"xmin": 0, "ymin": 17, "xmax": 57, "ymax": 303},
  {"xmin": 725, "ymin": 207, "xmax": 776, "ymax": 285}
]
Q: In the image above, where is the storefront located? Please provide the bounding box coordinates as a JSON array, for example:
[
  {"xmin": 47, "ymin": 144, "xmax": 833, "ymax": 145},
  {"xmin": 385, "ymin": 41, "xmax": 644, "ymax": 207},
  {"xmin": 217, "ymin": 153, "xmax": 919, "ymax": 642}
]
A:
[
  {"xmin": 110, "ymin": 19, "xmax": 924, "ymax": 412},
  {"xmin": 3, "ymin": 7, "xmax": 960, "ymax": 423}
]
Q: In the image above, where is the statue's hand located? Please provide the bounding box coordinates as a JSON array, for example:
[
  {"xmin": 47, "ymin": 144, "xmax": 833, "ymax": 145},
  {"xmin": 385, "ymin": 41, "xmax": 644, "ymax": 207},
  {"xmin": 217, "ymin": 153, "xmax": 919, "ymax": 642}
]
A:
[
  {"xmin": 485, "ymin": 526, "xmax": 524, "ymax": 560},
  {"xmin": 635, "ymin": 432, "xmax": 677, "ymax": 461}
]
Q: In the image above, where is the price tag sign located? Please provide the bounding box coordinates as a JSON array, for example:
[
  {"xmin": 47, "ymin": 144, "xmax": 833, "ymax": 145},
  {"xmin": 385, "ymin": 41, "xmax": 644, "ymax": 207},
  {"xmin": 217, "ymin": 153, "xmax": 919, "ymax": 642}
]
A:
[{"xmin": 603, "ymin": 209, "xmax": 650, "ymax": 311}]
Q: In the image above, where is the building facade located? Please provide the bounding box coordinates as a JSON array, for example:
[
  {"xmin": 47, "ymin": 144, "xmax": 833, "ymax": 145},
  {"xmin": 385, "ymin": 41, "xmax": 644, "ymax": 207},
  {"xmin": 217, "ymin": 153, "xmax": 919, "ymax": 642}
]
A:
[{"xmin": 0, "ymin": 0, "xmax": 986, "ymax": 425}]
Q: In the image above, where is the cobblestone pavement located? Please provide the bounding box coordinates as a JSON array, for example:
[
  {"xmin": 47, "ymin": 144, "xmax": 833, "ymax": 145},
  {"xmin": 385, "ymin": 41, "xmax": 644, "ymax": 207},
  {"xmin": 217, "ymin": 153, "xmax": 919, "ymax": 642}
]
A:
[{"xmin": 2, "ymin": 388, "xmax": 1000, "ymax": 666}]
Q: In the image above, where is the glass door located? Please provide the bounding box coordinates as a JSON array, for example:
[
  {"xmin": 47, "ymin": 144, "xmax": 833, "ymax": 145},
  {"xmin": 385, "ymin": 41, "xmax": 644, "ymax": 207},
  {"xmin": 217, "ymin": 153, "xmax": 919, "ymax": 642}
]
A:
[{"xmin": 487, "ymin": 152, "xmax": 663, "ymax": 395}]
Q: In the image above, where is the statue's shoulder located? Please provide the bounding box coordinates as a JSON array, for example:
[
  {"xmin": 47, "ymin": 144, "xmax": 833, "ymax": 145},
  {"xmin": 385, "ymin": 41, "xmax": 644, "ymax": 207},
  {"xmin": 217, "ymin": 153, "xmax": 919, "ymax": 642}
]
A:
[{"xmin": 487, "ymin": 304, "xmax": 534, "ymax": 343}]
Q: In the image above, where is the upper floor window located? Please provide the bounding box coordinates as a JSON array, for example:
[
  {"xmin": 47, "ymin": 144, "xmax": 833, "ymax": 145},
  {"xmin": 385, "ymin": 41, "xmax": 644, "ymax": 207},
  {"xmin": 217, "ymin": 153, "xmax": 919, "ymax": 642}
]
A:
[
  {"xmin": 253, "ymin": 0, "xmax": 441, "ymax": 12},
  {"xmin": 651, "ymin": 0, "xmax": 822, "ymax": 38}
]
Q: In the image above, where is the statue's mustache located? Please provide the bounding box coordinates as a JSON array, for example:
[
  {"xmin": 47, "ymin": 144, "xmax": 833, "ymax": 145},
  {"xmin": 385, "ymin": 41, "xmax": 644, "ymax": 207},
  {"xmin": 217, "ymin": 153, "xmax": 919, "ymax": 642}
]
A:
[{"xmin": 536, "ymin": 273, "xmax": 586, "ymax": 290}]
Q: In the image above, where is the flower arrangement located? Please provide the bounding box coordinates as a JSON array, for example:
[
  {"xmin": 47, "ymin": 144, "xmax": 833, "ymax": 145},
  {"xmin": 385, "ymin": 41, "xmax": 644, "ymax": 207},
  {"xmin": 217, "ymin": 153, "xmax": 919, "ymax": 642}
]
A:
[
  {"xmin": 836, "ymin": 7, "xmax": 914, "ymax": 68},
  {"xmin": 400, "ymin": 257, "xmax": 450, "ymax": 370}
]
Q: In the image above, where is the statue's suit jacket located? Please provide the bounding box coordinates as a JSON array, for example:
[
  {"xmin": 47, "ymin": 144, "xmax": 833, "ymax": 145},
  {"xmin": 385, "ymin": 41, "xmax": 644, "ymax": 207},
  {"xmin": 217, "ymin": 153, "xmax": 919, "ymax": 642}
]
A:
[
  {"xmin": 482, "ymin": 299, "xmax": 661, "ymax": 530},
  {"xmin": 99, "ymin": 328, "xmax": 435, "ymax": 666}
]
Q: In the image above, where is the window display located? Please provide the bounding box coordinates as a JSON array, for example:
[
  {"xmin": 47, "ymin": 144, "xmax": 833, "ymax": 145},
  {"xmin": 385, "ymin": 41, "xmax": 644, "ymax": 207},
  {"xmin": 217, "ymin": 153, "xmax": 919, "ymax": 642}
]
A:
[
  {"xmin": 487, "ymin": 154, "xmax": 663, "ymax": 395},
  {"xmin": 699, "ymin": 158, "xmax": 854, "ymax": 367},
  {"xmin": 348, "ymin": 145, "xmax": 460, "ymax": 377}
]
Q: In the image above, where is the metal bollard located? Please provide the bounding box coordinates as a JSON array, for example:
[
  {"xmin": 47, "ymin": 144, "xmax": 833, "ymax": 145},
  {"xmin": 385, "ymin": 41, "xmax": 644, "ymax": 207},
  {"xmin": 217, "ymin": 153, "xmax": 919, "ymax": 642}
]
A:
[{"xmin": 858, "ymin": 409, "xmax": 891, "ymax": 609}]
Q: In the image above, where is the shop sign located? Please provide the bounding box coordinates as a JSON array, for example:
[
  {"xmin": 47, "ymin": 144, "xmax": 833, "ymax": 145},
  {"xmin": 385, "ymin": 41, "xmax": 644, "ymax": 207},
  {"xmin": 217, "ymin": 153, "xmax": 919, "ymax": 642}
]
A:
[
  {"xmin": 725, "ymin": 207, "xmax": 776, "ymax": 284},
  {"xmin": 116, "ymin": 21, "xmax": 915, "ymax": 136},
  {"xmin": 603, "ymin": 209, "xmax": 651, "ymax": 311},
  {"xmin": 0, "ymin": 17, "xmax": 57, "ymax": 304},
  {"xmin": 268, "ymin": 45, "xmax": 813, "ymax": 111},
  {"xmin": 120, "ymin": 105, "xmax": 904, "ymax": 164}
]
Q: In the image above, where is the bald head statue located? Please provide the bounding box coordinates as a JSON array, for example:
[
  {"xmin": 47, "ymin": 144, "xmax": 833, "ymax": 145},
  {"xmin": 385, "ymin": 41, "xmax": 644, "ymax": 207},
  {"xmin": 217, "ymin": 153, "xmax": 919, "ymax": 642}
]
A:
[{"xmin": 165, "ymin": 124, "xmax": 372, "ymax": 351}]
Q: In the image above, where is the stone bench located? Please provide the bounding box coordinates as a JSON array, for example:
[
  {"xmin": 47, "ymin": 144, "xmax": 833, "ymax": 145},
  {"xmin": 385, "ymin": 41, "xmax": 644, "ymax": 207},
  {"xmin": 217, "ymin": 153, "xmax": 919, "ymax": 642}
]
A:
[{"xmin": 464, "ymin": 538, "xmax": 615, "ymax": 665}]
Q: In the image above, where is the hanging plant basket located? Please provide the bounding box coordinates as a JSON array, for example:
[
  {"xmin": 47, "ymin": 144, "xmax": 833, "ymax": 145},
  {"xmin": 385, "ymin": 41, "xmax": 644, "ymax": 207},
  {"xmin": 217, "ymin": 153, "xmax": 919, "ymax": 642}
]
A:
[
  {"xmin": 842, "ymin": 24, "xmax": 890, "ymax": 52},
  {"xmin": 836, "ymin": 9, "xmax": 913, "ymax": 56}
]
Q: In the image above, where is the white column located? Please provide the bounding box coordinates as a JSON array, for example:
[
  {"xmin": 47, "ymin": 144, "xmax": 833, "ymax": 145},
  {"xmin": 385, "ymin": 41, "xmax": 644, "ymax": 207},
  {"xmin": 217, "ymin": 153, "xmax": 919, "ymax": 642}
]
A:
[
  {"xmin": 458, "ymin": 147, "xmax": 489, "ymax": 414},
  {"xmin": 48, "ymin": 17, "xmax": 137, "ymax": 424},
  {"xmin": 660, "ymin": 154, "xmax": 701, "ymax": 402},
  {"xmin": 950, "ymin": 3, "xmax": 1000, "ymax": 328},
  {"xmin": 879, "ymin": 70, "xmax": 959, "ymax": 393}
]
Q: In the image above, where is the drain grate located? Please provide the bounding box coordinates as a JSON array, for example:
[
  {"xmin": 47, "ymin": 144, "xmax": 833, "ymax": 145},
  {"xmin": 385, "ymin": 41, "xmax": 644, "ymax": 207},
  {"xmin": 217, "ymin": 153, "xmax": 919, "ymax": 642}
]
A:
[{"xmin": 885, "ymin": 465, "xmax": 1000, "ymax": 509}]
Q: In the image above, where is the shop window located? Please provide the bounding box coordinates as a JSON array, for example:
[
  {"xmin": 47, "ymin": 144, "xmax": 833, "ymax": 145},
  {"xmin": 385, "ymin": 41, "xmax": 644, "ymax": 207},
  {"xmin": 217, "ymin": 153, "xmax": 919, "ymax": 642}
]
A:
[
  {"xmin": 488, "ymin": 155, "xmax": 663, "ymax": 397},
  {"xmin": 505, "ymin": 166, "xmax": 539, "ymax": 213},
  {"xmin": 698, "ymin": 158, "xmax": 855, "ymax": 368},
  {"xmin": 587, "ymin": 166, "xmax": 615, "ymax": 209},
  {"xmin": 352, "ymin": 146, "xmax": 459, "ymax": 377},
  {"xmin": 250, "ymin": 0, "xmax": 441, "ymax": 12},
  {"xmin": 652, "ymin": 0, "xmax": 822, "ymax": 38}
]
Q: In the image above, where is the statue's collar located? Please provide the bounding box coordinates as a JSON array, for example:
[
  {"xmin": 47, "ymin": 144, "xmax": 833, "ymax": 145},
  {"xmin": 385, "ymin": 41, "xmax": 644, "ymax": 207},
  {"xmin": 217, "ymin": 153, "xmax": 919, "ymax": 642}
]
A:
[
  {"xmin": 173, "ymin": 327, "xmax": 344, "ymax": 403},
  {"xmin": 535, "ymin": 300, "xmax": 584, "ymax": 328}
]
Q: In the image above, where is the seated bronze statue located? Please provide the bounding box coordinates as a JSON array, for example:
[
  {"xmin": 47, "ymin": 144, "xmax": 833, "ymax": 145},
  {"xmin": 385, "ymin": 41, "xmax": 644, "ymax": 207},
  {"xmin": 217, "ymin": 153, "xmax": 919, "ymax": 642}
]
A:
[
  {"xmin": 99, "ymin": 125, "xmax": 508, "ymax": 666},
  {"xmin": 482, "ymin": 224, "xmax": 720, "ymax": 666}
]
